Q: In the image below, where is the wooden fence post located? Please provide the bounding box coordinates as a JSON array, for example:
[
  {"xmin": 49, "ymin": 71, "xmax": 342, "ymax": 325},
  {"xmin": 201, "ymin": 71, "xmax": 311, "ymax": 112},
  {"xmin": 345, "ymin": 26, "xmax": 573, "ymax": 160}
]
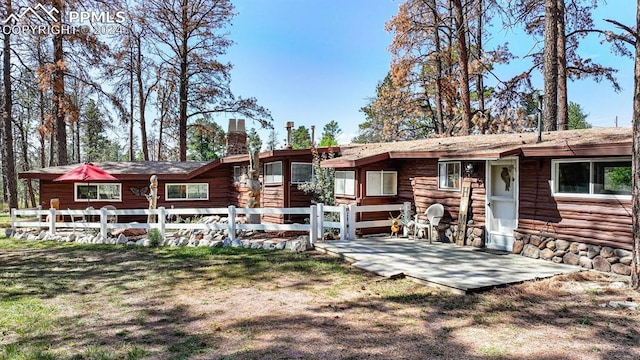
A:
[
  {"xmin": 228, "ymin": 205, "xmax": 236, "ymax": 242},
  {"xmin": 100, "ymin": 207, "xmax": 108, "ymax": 240},
  {"xmin": 348, "ymin": 204, "xmax": 356, "ymax": 240},
  {"xmin": 49, "ymin": 208, "xmax": 56, "ymax": 235},
  {"xmin": 403, "ymin": 202, "xmax": 411, "ymax": 237},
  {"xmin": 316, "ymin": 203, "xmax": 324, "ymax": 241},
  {"xmin": 10, "ymin": 208, "xmax": 16, "ymax": 232},
  {"xmin": 309, "ymin": 205, "xmax": 317, "ymax": 244},
  {"xmin": 158, "ymin": 207, "xmax": 166, "ymax": 239},
  {"xmin": 339, "ymin": 205, "xmax": 348, "ymax": 240}
]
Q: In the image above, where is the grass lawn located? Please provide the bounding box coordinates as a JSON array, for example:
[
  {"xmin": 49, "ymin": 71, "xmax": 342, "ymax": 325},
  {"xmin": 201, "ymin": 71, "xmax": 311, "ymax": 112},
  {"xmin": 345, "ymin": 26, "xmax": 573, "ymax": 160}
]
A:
[{"xmin": 0, "ymin": 237, "xmax": 639, "ymax": 360}]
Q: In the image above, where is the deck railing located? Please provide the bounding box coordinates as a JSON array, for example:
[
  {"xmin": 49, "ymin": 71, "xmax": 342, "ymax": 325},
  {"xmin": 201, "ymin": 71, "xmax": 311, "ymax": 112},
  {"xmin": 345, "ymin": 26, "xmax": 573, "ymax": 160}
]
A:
[{"xmin": 10, "ymin": 202, "xmax": 412, "ymax": 243}]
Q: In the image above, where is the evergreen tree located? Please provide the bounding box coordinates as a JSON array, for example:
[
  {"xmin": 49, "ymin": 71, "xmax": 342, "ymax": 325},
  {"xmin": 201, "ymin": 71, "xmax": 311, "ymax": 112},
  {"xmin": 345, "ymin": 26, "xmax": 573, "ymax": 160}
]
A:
[
  {"xmin": 567, "ymin": 102, "xmax": 592, "ymax": 130},
  {"xmin": 319, "ymin": 121, "xmax": 341, "ymax": 146},
  {"xmin": 291, "ymin": 126, "xmax": 311, "ymax": 149},
  {"xmin": 247, "ymin": 128, "xmax": 262, "ymax": 154},
  {"xmin": 187, "ymin": 118, "xmax": 225, "ymax": 161},
  {"xmin": 81, "ymin": 100, "xmax": 112, "ymax": 162}
]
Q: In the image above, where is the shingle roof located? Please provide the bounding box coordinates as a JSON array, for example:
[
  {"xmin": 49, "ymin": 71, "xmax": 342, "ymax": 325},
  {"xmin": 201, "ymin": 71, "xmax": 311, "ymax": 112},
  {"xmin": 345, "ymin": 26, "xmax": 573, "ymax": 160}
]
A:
[
  {"xmin": 20, "ymin": 161, "xmax": 211, "ymax": 180},
  {"xmin": 322, "ymin": 127, "xmax": 632, "ymax": 168}
]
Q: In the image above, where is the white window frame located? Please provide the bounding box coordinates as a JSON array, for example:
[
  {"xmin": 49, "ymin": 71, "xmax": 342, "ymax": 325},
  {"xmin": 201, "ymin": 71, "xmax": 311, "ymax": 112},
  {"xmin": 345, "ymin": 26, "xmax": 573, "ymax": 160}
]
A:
[
  {"xmin": 74, "ymin": 183, "xmax": 122, "ymax": 202},
  {"xmin": 366, "ymin": 170, "xmax": 397, "ymax": 196},
  {"xmin": 165, "ymin": 183, "xmax": 209, "ymax": 201},
  {"xmin": 264, "ymin": 161, "xmax": 283, "ymax": 185},
  {"xmin": 291, "ymin": 162, "xmax": 314, "ymax": 184},
  {"xmin": 438, "ymin": 161, "xmax": 461, "ymax": 191},
  {"xmin": 233, "ymin": 166, "xmax": 246, "ymax": 185},
  {"xmin": 551, "ymin": 157, "xmax": 632, "ymax": 200},
  {"xmin": 335, "ymin": 170, "xmax": 356, "ymax": 197}
]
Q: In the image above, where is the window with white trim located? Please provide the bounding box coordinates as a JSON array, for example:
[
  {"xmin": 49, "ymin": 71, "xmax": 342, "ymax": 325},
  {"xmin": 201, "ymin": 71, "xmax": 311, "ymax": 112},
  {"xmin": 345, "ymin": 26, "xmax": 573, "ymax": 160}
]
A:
[
  {"xmin": 335, "ymin": 170, "xmax": 356, "ymax": 197},
  {"xmin": 74, "ymin": 183, "xmax": 122, "ymax": 202},
  {"xmin": 291, "ymin": 162, "xmax": 313, "ymax": 184},
  {"xmin": 366, "ymin": 171, "xmax": 397, "ymax": 196},
  {"xmin": 264, "ymin": 161, "xmax": 283, "ymax": 184},
  {"xmin": 166, "ymin": 183, "xmax": 209, "ymax": 200},
  {"xmin": 233, "ymin": 166, "xmax": 246, "ymax": 184},
  {"xmin": 552, "ymin": 158, "xmax": 631, "ymax": 197},
  {"xmin": 438, "ymin": 161, "xmax": 461, "ymax": 190}
]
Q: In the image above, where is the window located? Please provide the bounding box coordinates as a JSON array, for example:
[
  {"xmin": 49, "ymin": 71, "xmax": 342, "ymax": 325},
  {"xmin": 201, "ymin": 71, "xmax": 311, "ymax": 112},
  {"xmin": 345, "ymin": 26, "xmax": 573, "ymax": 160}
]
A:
[
  {"xmin": 438, "ymin": 161, "xmax": 461, "ymax": 190},
  {"xmin": 74, "ymin": 183, "xmax": 122, "ymax": 202},
  {"xmin": 264, "ymin": 161, "xmax": 283, "ymax": 184},
  {"xmin": 291, "ymin": 162, "xmax": 313, "ymax": 184},
  {"xmin": 166, "ymin": 183, "xmax": 209, "ymax": 201},
  {"xmin": 335, "ymin": 170, "xmax": 356, "ymax": 196},
  {"xmin": 233, "ymin": 166, "xmax": 246, "ymax": 184},
  {"xmin": 553, "ymin": 158, "xmax": 631, "ymax": 197},
  {"xmin": 366, "ymin": 171, "xmax": 397, "ymax": 196}
]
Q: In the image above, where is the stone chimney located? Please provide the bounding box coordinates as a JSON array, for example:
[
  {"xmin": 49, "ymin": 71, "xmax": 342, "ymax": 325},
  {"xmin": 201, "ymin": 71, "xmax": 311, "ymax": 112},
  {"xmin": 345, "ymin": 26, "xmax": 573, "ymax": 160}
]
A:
[{"xmin": 226, "ymin": 118, "xmax": 248, "ymax": 156}]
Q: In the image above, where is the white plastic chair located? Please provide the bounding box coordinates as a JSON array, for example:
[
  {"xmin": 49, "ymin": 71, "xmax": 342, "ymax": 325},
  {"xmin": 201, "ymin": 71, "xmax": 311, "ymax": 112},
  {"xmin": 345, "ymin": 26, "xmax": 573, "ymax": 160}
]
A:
[
  {"xmin": 101, "ymin": 205, "xmax": 118, "ymax": 224},
  {"xmin": 413, "ymin": 203, "xmax": 444, "ymax": 244}
]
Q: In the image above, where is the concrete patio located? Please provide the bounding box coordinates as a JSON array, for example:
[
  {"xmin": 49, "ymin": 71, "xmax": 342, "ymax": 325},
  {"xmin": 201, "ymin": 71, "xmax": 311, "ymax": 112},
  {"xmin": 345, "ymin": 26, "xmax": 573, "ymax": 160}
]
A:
[{"xmin": 314, "ymin": 237, "xmax": 581, "ymax": 294}]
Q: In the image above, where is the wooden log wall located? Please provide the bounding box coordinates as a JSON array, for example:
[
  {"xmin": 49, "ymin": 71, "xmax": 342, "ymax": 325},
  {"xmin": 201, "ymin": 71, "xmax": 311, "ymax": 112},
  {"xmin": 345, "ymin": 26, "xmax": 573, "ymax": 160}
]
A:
[
  {"xmin": 332, "ymin": 160, "xmax": 486, "ymax": 235},
  {"xmin": 517, "ymin": 158, "xmax": 633, "ymax": 250},
  {"xmin": 397, "ymin": 159, "xmax": 486, "ymax": 226}
]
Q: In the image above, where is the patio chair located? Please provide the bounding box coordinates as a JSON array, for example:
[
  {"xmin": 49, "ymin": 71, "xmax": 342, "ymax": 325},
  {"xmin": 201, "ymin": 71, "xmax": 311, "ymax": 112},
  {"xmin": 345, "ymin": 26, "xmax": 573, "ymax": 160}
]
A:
[
  {"xmin": 101, "ymin": 205, "xmax": 118, "ymax": 223},
  {"xmin": 413, "ymin": 203, "xmax": 444, "ymax": 244}
]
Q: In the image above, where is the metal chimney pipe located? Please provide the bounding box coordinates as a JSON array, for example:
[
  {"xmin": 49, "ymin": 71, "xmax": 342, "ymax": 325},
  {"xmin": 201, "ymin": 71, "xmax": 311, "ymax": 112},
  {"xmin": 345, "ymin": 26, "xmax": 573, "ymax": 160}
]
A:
[
  {"xmin": 310, "ymin": 125, "xmax": 315, "ymax": 147},
  {"xmin": 285, "ymin": 121, "xmax": 294, "ymax": 149},
  {"xmin": 537, "ymin": 94, "xmax": 543, "ymax": 143}
]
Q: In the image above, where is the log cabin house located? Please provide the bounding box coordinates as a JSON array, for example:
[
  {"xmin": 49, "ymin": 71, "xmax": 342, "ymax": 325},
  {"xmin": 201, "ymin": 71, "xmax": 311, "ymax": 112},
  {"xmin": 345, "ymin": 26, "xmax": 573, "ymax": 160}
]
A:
[
  {"xmin": 19, "ymin": 119, "xmax": 339, "ymax": 224},
  {"xmin": 321, "ymin": 127, "xmax": 633, "ymax": 274}
]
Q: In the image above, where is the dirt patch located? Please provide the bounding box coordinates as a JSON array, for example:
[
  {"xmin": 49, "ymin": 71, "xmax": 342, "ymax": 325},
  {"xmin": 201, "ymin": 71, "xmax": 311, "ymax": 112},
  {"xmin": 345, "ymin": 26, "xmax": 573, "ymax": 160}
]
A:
[{"xmin": 0, "ymin": 241, "xmax": 639, "ymax": 359}]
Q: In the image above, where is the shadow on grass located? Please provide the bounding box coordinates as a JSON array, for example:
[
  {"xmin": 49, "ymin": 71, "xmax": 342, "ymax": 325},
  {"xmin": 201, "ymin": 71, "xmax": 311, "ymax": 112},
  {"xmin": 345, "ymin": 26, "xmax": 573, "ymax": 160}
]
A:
[
  {"xmin": 0, "ymin": 240, "xmax": 360, "ymax": 358},
  {"xmin": 1, "ymin": 240, "xmax": 638, "ymax": 359}
]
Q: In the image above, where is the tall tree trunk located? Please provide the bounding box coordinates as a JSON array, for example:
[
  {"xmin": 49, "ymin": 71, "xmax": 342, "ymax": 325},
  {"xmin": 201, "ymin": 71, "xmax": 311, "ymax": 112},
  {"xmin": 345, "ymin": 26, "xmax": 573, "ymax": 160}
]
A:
[
  {"xmin": 452, "ymin": 0, "xmax": 471, "ymax": 135},
  {"xmin": 39, "ymin": 89, "xmax": 46, "ymax": 168},
  {"xmin": 177, "ymin": 0, "xmax": 189, "ymax": 161},
  {"xmin": 543, "ymin": 0, "xmax": 558, "ymax": 131},
  {"xmin": 2, "ymin": 0, "xmax": 18, "ymax": 210},
  {"xmin": 18, "ymin": 114, "xmax": 36, "ymax": 207},
  {"xmin": 430, "ymin": 0, "xmax": 444, "ymax": 135},
  {"xmin": 630, "ymin": 0, "xmax": 640, "ymax": 290},
  {"xmin": 476, "ymin": 0, "xmax": 486, "ymax": 133},
  {"xmin": 136, "ymin": 37, "xmax": 149, "ymax": 161},
  {"xmin": 52, "ymin": 0, "xmax": 67, "ymax": 165},
  {"xmin": 556, "ymin": 0, "xmax": 568, "ymax": 130},
  {"xmin": 129, "ymin": 42, "xmax": 135, "ymax": 161}
]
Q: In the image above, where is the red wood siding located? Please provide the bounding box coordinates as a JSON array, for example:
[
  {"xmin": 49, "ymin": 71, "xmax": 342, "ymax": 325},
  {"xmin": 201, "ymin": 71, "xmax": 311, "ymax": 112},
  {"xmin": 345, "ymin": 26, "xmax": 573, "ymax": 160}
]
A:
[
  {"xmin": 517, "ymin": 158, "xmax": 633, "ymax": 250},
  {"xmin": 332, "ymin": 160, "xmax": 487, "ymax": 234}
]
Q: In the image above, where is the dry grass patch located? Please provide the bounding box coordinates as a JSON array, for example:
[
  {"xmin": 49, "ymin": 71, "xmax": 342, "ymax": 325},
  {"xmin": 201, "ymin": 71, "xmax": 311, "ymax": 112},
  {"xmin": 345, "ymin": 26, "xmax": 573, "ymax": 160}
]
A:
[{"xmin": 0, "ymin": 238, "xmax": 638, "ymax": 359}]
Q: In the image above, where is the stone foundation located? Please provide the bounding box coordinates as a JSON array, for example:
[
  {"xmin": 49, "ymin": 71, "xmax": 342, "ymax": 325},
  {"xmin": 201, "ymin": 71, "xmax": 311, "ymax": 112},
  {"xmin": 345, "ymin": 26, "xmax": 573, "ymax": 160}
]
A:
[
  {"xmin": 513, "ymin": 231, "xmax": 632, "ymax": 276},
  {"xmin": 441, "ymin": 223, "xmax": 485, "ymax": 248}
]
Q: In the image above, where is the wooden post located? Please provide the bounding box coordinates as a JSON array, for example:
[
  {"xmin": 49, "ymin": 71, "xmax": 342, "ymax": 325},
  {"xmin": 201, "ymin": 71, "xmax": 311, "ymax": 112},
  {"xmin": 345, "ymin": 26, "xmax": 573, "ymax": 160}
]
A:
[
  {"xmin": 49, "ymin": 208, "xmax": 56, "ymax": 235},
  {"xmin": 228, "ymin": 205, "xmax": 236, "ymax": 242},
  {"xmin": 10, "ymin": 208, "xmax": 16, "ymax": 232},
  {"xmin": 402, "ymin": 202, "xmax": 411, "ymax": 237},
  {"xmin": 309, "ymin": 205, "xmax": 317, "ymax": 244},
  {"xmin": 340, "ymin": 205, "xmax": 348, "ymax": 240},
  {"xmin": 456, "ymin": 179, "xmax": 472, "ymax": 246},
  {"xmin": 100, "ymin": 207, "xmax": 108, "ymax": 240},
  {"xmin": 147, "ymin": 175, "xmax": 158, "ymax": 223},
  {"xmin": 317, "ymin": 203, "xmax": 324, "ymax": 241},
  {"xmin": 158, "ymin": 206, "xmax": 166, "ymax": 240},
  {"xmin": 348, "ymin": 204, "xmax": 356, "ymax": 240}
]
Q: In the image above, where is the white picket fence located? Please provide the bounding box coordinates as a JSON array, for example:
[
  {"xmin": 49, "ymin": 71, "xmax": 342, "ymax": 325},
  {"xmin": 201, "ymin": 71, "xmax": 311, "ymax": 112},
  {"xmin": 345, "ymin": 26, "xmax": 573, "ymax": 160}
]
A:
[{"xmin": 10, "ymin": 202, "xmax": 412, "ymax": 244}]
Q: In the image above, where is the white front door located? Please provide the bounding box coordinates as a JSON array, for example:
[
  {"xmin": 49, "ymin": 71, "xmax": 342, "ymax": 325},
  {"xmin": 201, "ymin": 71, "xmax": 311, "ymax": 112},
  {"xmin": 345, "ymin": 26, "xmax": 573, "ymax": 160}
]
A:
[{"xmin": 486, "ymin": 159, "xmax": 518, "ymax": 251}]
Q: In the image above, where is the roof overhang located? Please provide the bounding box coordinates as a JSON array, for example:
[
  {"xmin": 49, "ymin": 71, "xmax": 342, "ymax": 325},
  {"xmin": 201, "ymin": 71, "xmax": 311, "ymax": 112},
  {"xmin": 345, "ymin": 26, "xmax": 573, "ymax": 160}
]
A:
[{"xmin": 520, "ymin": 142, "xmax": 631, "ymax": 157}]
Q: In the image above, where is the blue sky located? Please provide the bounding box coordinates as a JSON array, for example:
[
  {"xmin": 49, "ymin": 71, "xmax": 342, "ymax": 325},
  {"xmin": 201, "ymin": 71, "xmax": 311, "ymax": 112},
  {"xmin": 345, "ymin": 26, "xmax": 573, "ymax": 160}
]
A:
[{"xmin": 223, "ymin": 0, "xmax": 636, "ymax": 146}]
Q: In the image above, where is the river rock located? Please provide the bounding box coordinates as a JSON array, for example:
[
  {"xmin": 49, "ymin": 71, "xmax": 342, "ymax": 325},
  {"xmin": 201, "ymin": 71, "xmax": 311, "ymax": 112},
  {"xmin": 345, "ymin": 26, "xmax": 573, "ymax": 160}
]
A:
[{"xmin": 592, "ymin": 256, "xmax": 611, "ymax": 272}]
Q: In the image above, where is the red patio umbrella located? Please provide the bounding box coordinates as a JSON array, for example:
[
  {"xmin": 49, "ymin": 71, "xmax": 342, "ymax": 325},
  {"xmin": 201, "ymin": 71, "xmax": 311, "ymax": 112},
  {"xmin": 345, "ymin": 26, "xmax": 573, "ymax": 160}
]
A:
[
  {"xmin": 53, "ymin": 162, "xmax": 118, "ymax": 182},
  {"xmin": 53, "ymin": 163, "xmax": 118, "ymax": 206}
]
